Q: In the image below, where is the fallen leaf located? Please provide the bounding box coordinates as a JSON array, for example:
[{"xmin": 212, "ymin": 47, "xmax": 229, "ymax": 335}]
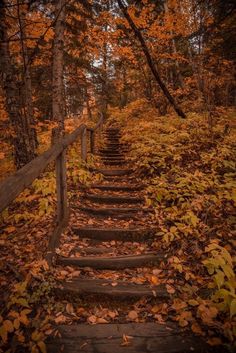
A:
[
  {"xmin": 207, "ymin": 337, "xmax": 222, "ymax": 346},
  {"xmin": 166, "ymin": 284, "xmax": 175, "ymax": 294},
  {"xmin": 87, "ymin": 315, "xmax": 97, "ymax": 324},
  {"xmin": 127, "ymin": 310, "xmax": 138, "ymax": 321}
]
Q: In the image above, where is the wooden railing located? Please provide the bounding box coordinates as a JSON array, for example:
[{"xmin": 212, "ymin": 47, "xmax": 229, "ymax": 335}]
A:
[{"xmin": 0, "ymin": 113, "xmax": 104, "ymax": 257}]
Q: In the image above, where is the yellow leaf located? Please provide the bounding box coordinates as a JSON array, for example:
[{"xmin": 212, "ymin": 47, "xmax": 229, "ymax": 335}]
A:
[
  {"xmin": 188, "ymin": 299, "xmax": 199, "ymax": 307},
  {"xmin": 38, "ymin": 341, "xmax": 47, "ymax": 353},
  {"xmin": 230, "ymin": 299, "xmax": 236, "ymax": 318}
]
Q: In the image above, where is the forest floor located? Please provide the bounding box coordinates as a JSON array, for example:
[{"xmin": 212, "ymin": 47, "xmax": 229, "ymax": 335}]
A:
[{"xmin": 0, "ymin": 101, "xmax": 235, "ymax": 352}]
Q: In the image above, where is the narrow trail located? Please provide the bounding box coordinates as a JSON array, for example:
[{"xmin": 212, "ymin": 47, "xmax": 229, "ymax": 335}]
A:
[{"xmin": 47, "ymin": 127, "xmax": 215, "ymax": 352}]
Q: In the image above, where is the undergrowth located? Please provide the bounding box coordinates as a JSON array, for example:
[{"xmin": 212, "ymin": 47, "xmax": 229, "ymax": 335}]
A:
[{"xmin": 108, "ymin": 99, "xmax": 236, "ymax": 347}]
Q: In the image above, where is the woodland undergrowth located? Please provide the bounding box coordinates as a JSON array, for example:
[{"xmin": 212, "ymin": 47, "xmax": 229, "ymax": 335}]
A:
[{"xmin": 109, "ymin": 99, "xmax": 236, "ymax": 347}]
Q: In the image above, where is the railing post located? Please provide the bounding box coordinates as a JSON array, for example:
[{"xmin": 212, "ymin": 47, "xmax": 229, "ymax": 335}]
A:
[
  {"xmin": 90, "ymin": 129, "xmax": 95, "ymax": 154},
  {"xmin": 81, "ymin": 127, "xmax": 87, "ymax": 161},
  {"xmin": 56, "ymin": 149, "xmax": 68, "ymax": 223}
]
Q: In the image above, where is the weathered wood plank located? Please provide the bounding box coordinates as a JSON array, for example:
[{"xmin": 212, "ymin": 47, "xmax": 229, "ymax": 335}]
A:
[
  {"xmin": 82, "ymin": 194, "xmax": 143, "ymax": 204},
  {"xmin": 88, "ymin": 184, "xmax": 143, "ymax": 191},
  {"xmin": 91, "ymin": 169, "xmax": 133, "ymax": 176},
  {"xmin": 57, "ymin": 278, "xmax": 170, "ymax": 299},
  {"xmin": 56, "ymin": 253, "xmax": 163, "ymax": 269},
  {"xmin": 72, "ymin": 226, "xmax": 155, "ymax": 241},
  {"xmin": 47, "ymin": 323, "xmax": 217, "ymax": 353}
]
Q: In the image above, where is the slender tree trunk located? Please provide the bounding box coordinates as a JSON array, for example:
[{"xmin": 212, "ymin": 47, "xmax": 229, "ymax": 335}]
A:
[
  {"xmin": 117, "ymin": 0, "xmax": 186, "ymax": 119},
  {"xmin": 0, "ymin": 1, "xmax": 35, "ymax": 169},
  {"xmin": 101, "ymin": 40, "xmax": 108, "ymax": 119},
  {"xmin": 17, "ymin": 0, "xmax": 38, "ymax": 151},
  {"xmin": 164, "ymin": 2, "xmax": 184, "ymax": 89},
  {"xmin": 52, "ymin": 0, "xmax": 66, "ymax": 138}
]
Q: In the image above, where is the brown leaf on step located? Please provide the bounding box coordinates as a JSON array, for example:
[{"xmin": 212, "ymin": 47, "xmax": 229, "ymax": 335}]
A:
[
  {"xmin": 152, "ymin": 269, "xmax": 162, "ymax": 276},
  {"xmin": 127, "ymin": 310, "xmax": 138, "ymax": 321},
  {"xmin": 154, "ymin": 314, "xmax": 165, "ymax": 324},
  {"xmin": 191, "ymin": 323, "xmax": 205, "ymax": 336},
  {"xmin": 171, "ymin": 299, "xmax": 187, "ymax": 311},
  {"xmin": 97, "ymin": 318, "xmax": 109, "ymax": 324},
  {"xmin": 88, "ymin": 219, "xmax": 94, "ymax": 225},
  {"xmin": 121, "ymin": 334, "xmax": 133, "ymax": 346},
  {"xmin": 166, "ymin": 284, "xmax": 175, "ymax": 294},
  {"xmin": 54, "ymin": 314, "xmax": 68, "ymax": 324},
  {"xmin": 87, "ymin": 315, "xmax": 97, "ymax": 324},
  {"xmin": 207, "ymin": 337, "xmax": 222, "ymax": 346},
  {"xmin": 111, "ymin": 282, "xmax": 118, "ymax": 287},
  {"xmin": 65, "ymin": 303, "xmax": 74, "ymax": 315},
  {"xmin": 70, "ymin": 270, "xmax": 81, "ymax": 278},
  {"xmin": 108, "ymin": 311, "xmax": 117, "ymax": 319}
]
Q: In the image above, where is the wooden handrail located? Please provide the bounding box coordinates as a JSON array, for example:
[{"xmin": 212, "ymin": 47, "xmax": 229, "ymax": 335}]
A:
[{"xmin": 0, "ymin": 113, "xmax": 104, "ymax": 215}]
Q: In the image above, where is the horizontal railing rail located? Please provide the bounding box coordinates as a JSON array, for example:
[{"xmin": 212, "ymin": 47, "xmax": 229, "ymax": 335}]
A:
[{"xmin": 0, "ymin": 113, "xmax": 104, "ymax": 243}]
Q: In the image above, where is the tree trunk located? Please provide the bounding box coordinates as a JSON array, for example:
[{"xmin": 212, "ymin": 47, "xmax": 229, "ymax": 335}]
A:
[
  {"xmin": 17, "ymin": 0, "xmax": 38, "ymax": 151},
  {"xmin": 163, "ymin": 2, "xmax": 184, "ymax": 89},
  {"xmin": 52, "ymin": 0, "xmax": 66, "ymax": 138},
  {"xmin": 117, "ymin": 0, "xmax": 186, "ymax": 119},
  {"xmin": 0, "ymin": 1, "xmax": 36, "ymax": 169}
]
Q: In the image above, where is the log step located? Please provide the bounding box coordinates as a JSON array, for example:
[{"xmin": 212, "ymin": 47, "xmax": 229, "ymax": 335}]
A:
[
  {"xmin": 103, "ymin": 160, "xmax": 125, "ymax": 166},
  {"xmin": 92, "ymin": 169, "xmax": 133, "ymax": 176},
  {"xmin": 100, "ymin": 155, "xmax": 125, "ymax": 160},
  {"xmin": 89, "ymin": 184, "xmax": 143, "ymax": 191},
  {"xmin": 72, "ymin": 227, "xmax": 155, "ymax": 241},
  {"xmin": 46, "ymin": 323, "xmax": 215, "ymax": 353},
  {"xmin": 57, "ymin": 253, "xmax": 163, "ymax": 270},
  {"xmin": 78, "ymin": 206, "xmax": 148, "ymax": 217},
  {"xmin": 99, "ymin": 150, "xmax": 125, "ymax": 155},
  {"xmin": 57, "ymin": 278, "xmax": 169, "ymax": 299},
  {"xmin": 83, "ymin": 194, "xmax": 143, "ymax": 204}
]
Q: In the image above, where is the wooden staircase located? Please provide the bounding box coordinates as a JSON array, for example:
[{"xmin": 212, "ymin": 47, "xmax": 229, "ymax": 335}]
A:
[{"xmin": 48, "ymin": 127, "xmax": 217, "ymax": 352}]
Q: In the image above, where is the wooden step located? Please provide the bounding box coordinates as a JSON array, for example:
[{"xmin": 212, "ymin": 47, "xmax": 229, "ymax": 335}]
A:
[
  {"xmin": 57, "ymin": 253, "xmax": 163, "ymax": 270},
  {"xmin": 100, "ymin": 155, "xmax": 125, "ymax": 160},
  {"xmin": 99, "ymin": 153, "xmax": 124, "ymax": 159},
  {"xmin": 99, "ymin": 148, "xmax": 124, "ymax": 153},
  {"xmin": 47, "ymin": 323, "xmax": 215, "ymax": 353},
  {"xmin": 92, "ymin": 169, "xmax": 133, "ymax": 176},
  {"xmin": 89, "ymin": 184, "xmax": 143, "ymax": 191},
  {"xmin": 103, "ymin": 160, "xmax": 125, "ymax": 166},
  {"xmin": 78, "ymin": 206, "xmax": 147, "ymax": 217},
  {"xmin": 57, "ymin": 278, "xmax": 169, "ymax": 299},
  {"xmin": 83, "ymin": 194, "xmax": 143, "ymax": 204},
  {"xmin": 72, "ymin": 227, "xmax": 154, "ymax": 241}
]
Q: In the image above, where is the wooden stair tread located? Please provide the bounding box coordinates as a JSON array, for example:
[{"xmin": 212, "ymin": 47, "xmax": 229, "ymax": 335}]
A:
[
  {"xmin": 73, "ymin": 227, "xmax": 155, "ymax": 241},
  {"xmin": 57, "ymin": 253, "xmax": 163, "ymax": 269},
  {"xmin": 82, "ymin": 194, "xmax": 143, "ymax": 204},
  {"xmin": 89, "ymin": 184, "xmax": 143, "ymax": 191},
  {"xmin": 78, "ymin": 206, "xmax": 149, "ymax": 217},
  {"xmin": 57, "ymin": 278, "xmax": 170, "ymax": 298},
  {"xmin": 92, "ymin": 169, "xmax": 133, "ymax": 176},
  {"xmin": 47, "ymin": 323, "xmax": 215, "ymax": 353}
]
